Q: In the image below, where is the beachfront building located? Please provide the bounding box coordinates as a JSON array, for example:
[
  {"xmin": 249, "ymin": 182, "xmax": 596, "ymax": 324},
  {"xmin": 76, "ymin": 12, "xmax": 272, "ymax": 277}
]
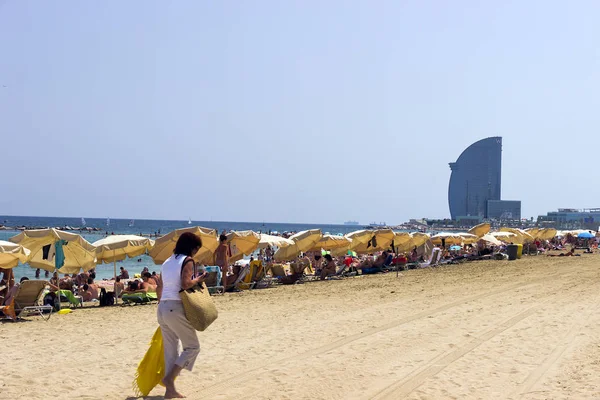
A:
[
  {"xmin": 448, "ymin": 137, "xmax": 521, "ymax": 221},
  {"xmin": 487, "ymin": 200, "xmax": 522, "ymax": 220},
  {"xmin": 538, "ymin": 208, "xmax": 600, "ymax": 230}
]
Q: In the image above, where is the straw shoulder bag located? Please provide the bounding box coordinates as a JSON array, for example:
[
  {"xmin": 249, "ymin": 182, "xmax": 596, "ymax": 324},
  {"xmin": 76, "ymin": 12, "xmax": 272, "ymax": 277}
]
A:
[{"xmin": 179, "ymin": 257, "xmax": 218, "ymax": 331}]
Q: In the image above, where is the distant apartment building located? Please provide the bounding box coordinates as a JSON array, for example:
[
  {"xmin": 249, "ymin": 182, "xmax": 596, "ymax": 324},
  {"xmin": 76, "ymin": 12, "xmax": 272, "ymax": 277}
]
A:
[
  {"xmin": 538, "ymin": 208, "xmax": 600, "ymax": 229},
  {"xmin": 448, "ymin": 137, "xmax": 521, "ymax": 221}
]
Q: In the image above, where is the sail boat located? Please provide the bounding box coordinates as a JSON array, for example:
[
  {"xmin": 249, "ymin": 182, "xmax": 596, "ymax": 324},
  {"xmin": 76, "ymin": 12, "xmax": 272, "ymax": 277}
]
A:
[
  {"xmin": 188, "ymin": 217, "xmax": 192, "ymax": 225},
  {"xmin": 81, "ymin": 217, "xmax": 86, "ymax": 226},
  {"xmin": 129, "ymin": 219, "xmax": 135, "ymax": 227},
  {"xmin": 106, "ymin": 217, "xmax": 110, "ymax": 227}
]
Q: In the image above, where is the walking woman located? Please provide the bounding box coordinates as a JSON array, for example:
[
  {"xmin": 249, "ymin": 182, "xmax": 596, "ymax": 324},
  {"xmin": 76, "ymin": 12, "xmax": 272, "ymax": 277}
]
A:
[
  {"xmin": 214, "ymin": 234, "xmax": 230, "ymax": 290},
  {"xmin": 156, "ymin": 232, "xmax": 207, "ymax": 399}
]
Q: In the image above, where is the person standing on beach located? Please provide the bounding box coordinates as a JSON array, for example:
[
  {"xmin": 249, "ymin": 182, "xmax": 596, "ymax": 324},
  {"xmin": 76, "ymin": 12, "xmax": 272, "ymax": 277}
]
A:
[
  {"xmin": 156, "ymin": 232, "xmax": 207, "ymax": 399},
  {"xmin": 214, "ymin": 234, "xmax": 230, "ymax": 290}
]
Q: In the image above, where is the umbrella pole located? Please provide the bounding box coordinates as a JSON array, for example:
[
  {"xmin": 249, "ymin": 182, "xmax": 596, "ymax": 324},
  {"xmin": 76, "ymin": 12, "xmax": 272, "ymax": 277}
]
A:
[
  {"xmin": 113, "ymin": 250, "xmax": 117, "ymax": 305},
  {"xmin": 55, "ymin": 267, "xmax": 61, "ymax": 311},
  {"xmin": 54, "ymin": 240, "xmax": 61, "ymax": 312}
]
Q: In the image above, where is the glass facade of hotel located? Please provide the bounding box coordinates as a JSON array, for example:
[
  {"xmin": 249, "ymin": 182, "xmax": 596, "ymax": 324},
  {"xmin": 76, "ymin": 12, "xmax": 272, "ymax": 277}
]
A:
[{"xmin": 448, "ymin": 137, "xmax": 503, "ymax": 220}]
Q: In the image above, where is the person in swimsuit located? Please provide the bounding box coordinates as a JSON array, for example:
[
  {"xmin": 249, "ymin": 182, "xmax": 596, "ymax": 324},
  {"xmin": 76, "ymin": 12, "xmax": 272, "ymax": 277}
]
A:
[{"xmin": 214, "ymin": 234, "xmax": 230, "ymax": 291}]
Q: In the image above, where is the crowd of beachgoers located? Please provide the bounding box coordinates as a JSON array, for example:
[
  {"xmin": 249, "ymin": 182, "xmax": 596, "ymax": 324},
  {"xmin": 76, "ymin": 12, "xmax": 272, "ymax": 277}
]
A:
[{"xmin": 0, "ymin": 225, "xmax": 599, "ymax": 319}]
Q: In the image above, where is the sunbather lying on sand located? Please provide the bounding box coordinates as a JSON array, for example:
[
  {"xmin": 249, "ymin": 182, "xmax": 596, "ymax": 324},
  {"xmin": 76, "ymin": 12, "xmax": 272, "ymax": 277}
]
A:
[{"xmin": 547, "ymin": 248, "xmax": 578, "ymax": 257}]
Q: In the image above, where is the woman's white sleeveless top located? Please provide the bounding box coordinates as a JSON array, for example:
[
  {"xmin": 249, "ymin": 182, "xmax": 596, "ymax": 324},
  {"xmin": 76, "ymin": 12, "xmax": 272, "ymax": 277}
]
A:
[{"xmin": 160, "ymin": 254, "xmax": 186, "ymax": 301}]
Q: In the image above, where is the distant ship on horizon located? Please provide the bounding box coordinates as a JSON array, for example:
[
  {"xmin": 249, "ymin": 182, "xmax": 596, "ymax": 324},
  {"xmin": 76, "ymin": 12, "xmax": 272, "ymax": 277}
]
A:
[{"xmin": 344, "ymin": 220, "xmax": 359, "ymax": 225}]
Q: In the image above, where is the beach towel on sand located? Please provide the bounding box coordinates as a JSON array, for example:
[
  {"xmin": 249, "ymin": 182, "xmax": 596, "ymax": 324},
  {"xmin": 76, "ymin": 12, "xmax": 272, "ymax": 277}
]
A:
[{"xmin": 133, "ymin": 327, "xmax": 165, "ymax": 396}]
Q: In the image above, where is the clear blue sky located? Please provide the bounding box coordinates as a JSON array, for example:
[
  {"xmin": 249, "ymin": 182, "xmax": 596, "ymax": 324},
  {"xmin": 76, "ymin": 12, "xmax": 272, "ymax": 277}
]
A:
[{"xmin": 1, "ymin": 1, "xmax": 599, "ymax": 224}]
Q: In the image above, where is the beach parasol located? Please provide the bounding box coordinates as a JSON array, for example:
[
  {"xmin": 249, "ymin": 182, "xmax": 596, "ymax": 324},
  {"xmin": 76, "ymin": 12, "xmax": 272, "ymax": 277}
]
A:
[
  {"xmin": 0, "ymin": 240, "xmax": 31, "ymax": 269},
  {"xmin": 490, "ymin": 231, "xmax": 518, "ymax": 243},
  {"xmin": 392, "ymin": 232, "xmax": 412, "ymax": 248},
  {"xmin": 499, "ymin": 228, "xmax": 534, "ymax": 244},
  {"xmin": 479, "ymin": 234, "xmax": 502, "ymax": 246},
  {"xmin": 409, "ymin": 232, "xmax": 430, "ymax": 247},
  {"xmin": 273, "ymin": 244, "xmax": 302, "ymax": 261},
  {"xmin": 149, "ymin": 226, "xmax": 219, "ymax": 265},
  {"xmin": 10, "ymin": 228, "xmax": 97, "ymax": 311},
  {"xmin": 9, "ymin": 228, "xmax": 97, "ymax": 274},
  {"xmin": 226, "ymin": 230, "xmax": 260, "ymax": 263},
  {"xmin": 577, "ymin": 231, "xmax": 595, "ymax": 239},
  {"xmin": 92, "ymin": 235, "xmax": 155, "ymax": 298},
  {"xmin": 468, "ymin": 223, "xmax": 490, "ymax": 238},
  {"xmin": 345, "ymin": 230, "xmax": 375, "ymax": 246},
  {"xmin": 308, "ymin": 234, "xmax": 352, "ymax": 251},
  {"xmin": 430, "ymin": 232, "xmax": 464, "ymax": 246},
  {"xmin": 525, "ymin": 228, "xmax": 540, "ymax": 239},
  {"xmin": 350, "ymin": 229, "xmax": 395, "ymax": 253},
  {"xmin": 274, "ymin": 229, "xmax": 322, "ymax": 261},
  {"xmin": 394, "ymin": 232, "xmax": 431, "ymax": 253},
  {"xmin": 536, "ymin": 228, "xmax": 557, "ymax": 241},
  {"xmin": 289, "ymin": 230, "xmax": 322, "ymax": 252},
  {"xmin": 258, "ymin": 234, "xmax": 294, "ymax": 249},
  {"xmin": 458, "ymin": 233, "xmax": 479, "ymax": 244}
]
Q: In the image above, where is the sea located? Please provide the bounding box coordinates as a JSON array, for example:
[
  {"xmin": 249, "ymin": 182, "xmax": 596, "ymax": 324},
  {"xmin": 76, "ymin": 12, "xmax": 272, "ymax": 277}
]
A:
[{"xmin": 0, "ymin": 215, "xmax": 363, "ymax": 281}]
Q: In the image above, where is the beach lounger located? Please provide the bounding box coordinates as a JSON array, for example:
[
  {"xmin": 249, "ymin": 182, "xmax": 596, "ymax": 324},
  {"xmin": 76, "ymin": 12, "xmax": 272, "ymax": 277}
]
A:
[
  {"xmin": 203, "ymin": 266, "xmax": 225, "ymax": 295},
  {"xmin": 226, "ymin": 264, "xmax": 251, "ymax": 291},
  {"xmin": 419, "ymin": 248, "xmax": 442, "ymax": 268},
  {"xmin": 0, "ymin": 280, "xmax": 53, "ymax": 321},
  {"xmin": 59, "ymin": 289, "xmax": 83, "ymax": 308},
  {"xmin": 323, "ymin": 264, "xmax": 351, "ymax": 280},
  {"xmin": 243, "ymin": 260, "xmax": 267, "ymax": 288},
  {"xmin": 121, "ymin": 292, "xmax": 158, "ymax": 305},
  {"xmin": 269, "ymin": 264, "xmax": 288, "ymax": 277}
]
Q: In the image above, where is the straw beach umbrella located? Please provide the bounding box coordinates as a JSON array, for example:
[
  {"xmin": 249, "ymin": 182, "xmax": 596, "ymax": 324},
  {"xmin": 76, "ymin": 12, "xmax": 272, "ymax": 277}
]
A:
[
  {"xmin": 346, "ymin": 230, "xmax": 374, "ymax": 247},
  {"xmin": 0, "ymin": 240, "xmax": 31, "ymax": 269},
  {"xmin": 226, "ymin": 231, "xmax": 260, "ymax": 263},
  {"xmin": 525, "ymin": 228, "xmax": 540, "ymax": 239},
  {"xmin": 258, "ymin": 234, "xmax": 294, "ymax": 249},
  {"xmin": 309, "ymin": 235, "xmax": 352, "ymax": 251},
  {"xmin": 431, "ymin": 232, "xmax": 464, "ymax": 246},
  {"xmin": 458, "ymin": 233, "xmax": 479, "ymax": 245},
  {"xmin": 468, "ymin": 223, "xmax": 490, "ymax": 238},
  {"xmin": 490, "ymin": 231, "xmax": 518, "ymax": 243},
  {"xmin": 480, "ymin": 234, "xmax": 502, "ymax": 246},
  {"xmin": 9, "ymin": 228, "xmax": 97, "ymax": 274},
  {"xmin": 499, "ymin": 227, "xmax": 534, "ymax": 244},
  {"xmin": 92, "ymin": 235, "xmax": 155, "ymax": 297},
  {"xmin": 10, "ymin": 228, "xmax": 97, "ymax": 311},
  {"xmin": 273, "ymin": 244, "xmax": 302, "ymax": 261},
  {"xmin": 350, "ymin": 229, "xmax": 395, "ymax": 253},
  {"xmin": 149, "ymin": 226, "xmax": 219, "ymax": 265},
  {"xmin": 393, "ymin": 232, "xmax": 430, "ymax": 253},
  {"xmin": 274, "ymin": 229, "xmax": 322, "ymax": 261},
  {"xmin": 289, "ymin": 229, "xmax": 322, "ymax": 252}
]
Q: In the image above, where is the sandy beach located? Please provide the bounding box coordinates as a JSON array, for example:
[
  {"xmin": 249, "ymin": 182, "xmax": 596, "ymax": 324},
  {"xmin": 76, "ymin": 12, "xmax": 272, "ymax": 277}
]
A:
[{"xmin": 2, "ymin": 254, "xmax": 600, "ymax": 399}]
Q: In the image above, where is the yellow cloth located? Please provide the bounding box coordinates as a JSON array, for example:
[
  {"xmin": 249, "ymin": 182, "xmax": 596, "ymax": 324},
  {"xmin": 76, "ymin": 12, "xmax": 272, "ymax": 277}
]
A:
[{"xmin": 133, "ymin": 327, "xmax": 165, "ymax": 397}]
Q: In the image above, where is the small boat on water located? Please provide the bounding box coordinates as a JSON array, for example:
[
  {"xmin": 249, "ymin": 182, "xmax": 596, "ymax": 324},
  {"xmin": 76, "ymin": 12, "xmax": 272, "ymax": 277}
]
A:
[
  {"xmin": 106, "ymin": 217, "xmax": 110, "ymax": 227},
  {"xmin": 129, "ymin": 219, "xmax": 135, "ymax": 227},
  {"xmin": 81, "ymin": 217, "xmax": 86, "ymax": 226},
  {"xmin": 188, "ymin": 217, "xmax": 192, "ymax": 225}
]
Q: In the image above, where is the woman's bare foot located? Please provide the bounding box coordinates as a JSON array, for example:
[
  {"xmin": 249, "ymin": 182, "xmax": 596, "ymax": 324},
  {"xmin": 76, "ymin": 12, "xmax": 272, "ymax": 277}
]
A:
[
  {"xmin": 162, "ymin": 378, "xmax": 185, "ymax": 399},
  {"xmin": 164, "ymin": 388, "xmax": 185, "ymax": 399}
]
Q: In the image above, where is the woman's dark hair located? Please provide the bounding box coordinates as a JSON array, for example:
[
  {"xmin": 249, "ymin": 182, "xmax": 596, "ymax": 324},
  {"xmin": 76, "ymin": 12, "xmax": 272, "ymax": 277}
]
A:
[
  {"xmin": 324, "ymin": 254, "xmax": 333, "ymax": 261},
  {"xmin": 219, "ymin": 234, "xmax": 227, "ymax": 242},
  {"xmin": 174, "ymin": 232, "xmax": 202, "ymax": 256}
]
